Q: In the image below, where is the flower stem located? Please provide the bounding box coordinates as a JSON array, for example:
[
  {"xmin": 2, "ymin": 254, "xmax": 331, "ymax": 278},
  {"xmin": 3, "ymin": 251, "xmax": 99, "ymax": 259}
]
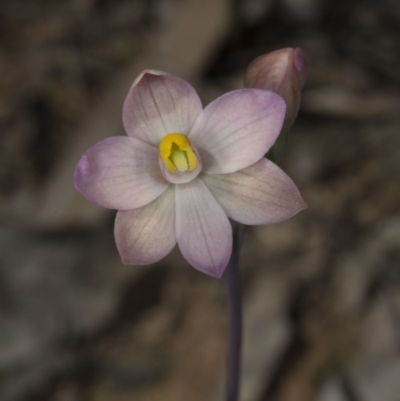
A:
[{"xmin": 224, "ymin": 223, "xmax": 245, "ymax": 401}]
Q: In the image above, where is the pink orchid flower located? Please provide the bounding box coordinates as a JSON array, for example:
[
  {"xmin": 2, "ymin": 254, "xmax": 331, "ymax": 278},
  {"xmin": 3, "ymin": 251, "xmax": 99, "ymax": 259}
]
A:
[
  {"xmin": 74, "ymin": 71, "xmax": 306, "ymax": 278},
  {"xmin": 245, "ymin": 48, "xmax": 307, "ymax": 132}
]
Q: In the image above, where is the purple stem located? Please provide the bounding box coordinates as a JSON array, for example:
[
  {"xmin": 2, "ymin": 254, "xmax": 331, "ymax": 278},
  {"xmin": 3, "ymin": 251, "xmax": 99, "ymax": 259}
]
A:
[{"xmin": 224, "ymin": 223, "xmax": 245, "ymax": 401}]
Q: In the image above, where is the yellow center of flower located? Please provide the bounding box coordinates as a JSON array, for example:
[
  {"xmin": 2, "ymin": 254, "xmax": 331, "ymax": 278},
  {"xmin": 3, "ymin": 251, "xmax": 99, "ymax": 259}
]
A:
[{"xmin": 159, "ymin": 133, "xmax": 198, "ymax": 173}]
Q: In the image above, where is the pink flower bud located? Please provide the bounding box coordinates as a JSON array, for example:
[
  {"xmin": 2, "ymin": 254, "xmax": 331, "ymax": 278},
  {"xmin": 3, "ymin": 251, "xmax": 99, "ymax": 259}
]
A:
[{"xmin": 245, "ymin": 48, "xmax": 307, "ymax": 130}]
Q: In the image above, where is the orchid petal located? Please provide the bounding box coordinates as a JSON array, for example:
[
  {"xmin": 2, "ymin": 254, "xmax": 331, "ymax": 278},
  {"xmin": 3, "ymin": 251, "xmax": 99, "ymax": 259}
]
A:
[
  {"xmin": 202, "ymin": 158, "xmax": 307, "ymax": 225},
  {"xmin": 123, "ymin": 71, "xmax": 203, "ymax": 146},
  {"xmin": 175, "ymin": 178, "xmax": 232, "ymax": 278},
  {"xmin": 115, "ymin": 186, "xmax": 176, "ymax": 265},
  {"xmin": 188, "ymin": 89, "xmax": 285, "ymax": 174},
  {"xmin": 74, "ymin": 136, "xmax": 168, "ymax": 210}
]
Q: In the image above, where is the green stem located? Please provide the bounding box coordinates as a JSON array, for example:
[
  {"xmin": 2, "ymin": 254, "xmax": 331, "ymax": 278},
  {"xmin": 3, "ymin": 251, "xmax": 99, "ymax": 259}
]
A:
[{"xmin": 224, "ymin": 223, "xmax": 245, "ymax": 401}]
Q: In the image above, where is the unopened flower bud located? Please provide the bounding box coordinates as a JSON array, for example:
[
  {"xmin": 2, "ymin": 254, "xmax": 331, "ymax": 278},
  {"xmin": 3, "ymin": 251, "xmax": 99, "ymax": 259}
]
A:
[{"xmin": 245, "ymin": 48, "xmax": 307, "ymax": 131}]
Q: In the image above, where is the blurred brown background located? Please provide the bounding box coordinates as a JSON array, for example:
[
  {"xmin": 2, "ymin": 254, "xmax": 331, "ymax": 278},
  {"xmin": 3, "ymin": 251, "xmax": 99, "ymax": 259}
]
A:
[{"xmin": 1, "ymin": 0, "xmax": 400, "ymax": 400}]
